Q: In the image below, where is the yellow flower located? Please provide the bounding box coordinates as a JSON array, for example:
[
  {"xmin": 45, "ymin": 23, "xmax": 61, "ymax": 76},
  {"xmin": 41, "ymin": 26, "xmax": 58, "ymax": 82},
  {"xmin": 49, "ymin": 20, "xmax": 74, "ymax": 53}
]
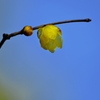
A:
[{"xmin": 37, "ymin": 25, "xmax": 63, "ymax": 53}]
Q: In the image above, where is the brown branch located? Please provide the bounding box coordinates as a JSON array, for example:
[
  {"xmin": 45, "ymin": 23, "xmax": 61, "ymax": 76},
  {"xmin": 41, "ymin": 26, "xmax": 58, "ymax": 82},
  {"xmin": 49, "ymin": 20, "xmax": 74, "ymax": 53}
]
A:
[
  {"xmin": 32, "ymin": 18, "xmax": 91, "ymax": 30},
  {"xmin": 0, "ymin": 18, "xmax": 91, "ymax": 48},
  {"xmin": 0, "ymin": 31, "xmax": 22, "ymax": 48}
]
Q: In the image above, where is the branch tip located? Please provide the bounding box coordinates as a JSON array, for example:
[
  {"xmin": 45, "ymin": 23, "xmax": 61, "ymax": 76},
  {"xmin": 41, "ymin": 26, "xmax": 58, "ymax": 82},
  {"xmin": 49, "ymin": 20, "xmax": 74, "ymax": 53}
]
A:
[{"xmin": 85, "ymin": 18, "xmax": 92, "ymax": 22}]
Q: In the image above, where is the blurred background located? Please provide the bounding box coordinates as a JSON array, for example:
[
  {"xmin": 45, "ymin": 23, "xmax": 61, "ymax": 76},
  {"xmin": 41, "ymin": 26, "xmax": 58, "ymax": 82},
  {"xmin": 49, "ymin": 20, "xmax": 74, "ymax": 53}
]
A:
[{"xmin": 0, "ymin": 0, "xmax": 100, "ymax": 100}]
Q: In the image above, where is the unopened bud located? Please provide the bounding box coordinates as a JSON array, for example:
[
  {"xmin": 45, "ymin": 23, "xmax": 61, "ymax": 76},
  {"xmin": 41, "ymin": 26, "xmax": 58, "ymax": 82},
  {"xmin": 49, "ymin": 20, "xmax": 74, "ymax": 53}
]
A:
[{"xmin": 23, "ymin": 26, "xmax": 33, "ymax": 36}]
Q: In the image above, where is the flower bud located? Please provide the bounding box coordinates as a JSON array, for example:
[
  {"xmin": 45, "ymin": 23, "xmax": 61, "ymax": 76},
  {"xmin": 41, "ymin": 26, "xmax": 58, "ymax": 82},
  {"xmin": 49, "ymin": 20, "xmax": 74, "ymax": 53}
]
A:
[{"xmin": 23, "ymin": 26, "xmax": 33, "ymax": 36}]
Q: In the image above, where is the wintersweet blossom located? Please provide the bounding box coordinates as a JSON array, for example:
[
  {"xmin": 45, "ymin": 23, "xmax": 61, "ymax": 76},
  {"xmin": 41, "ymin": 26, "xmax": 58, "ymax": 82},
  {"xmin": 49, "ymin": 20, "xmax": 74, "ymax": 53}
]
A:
[{"xmin": 37, "ymin": 25, "xmax": 63, "ymax": 53}]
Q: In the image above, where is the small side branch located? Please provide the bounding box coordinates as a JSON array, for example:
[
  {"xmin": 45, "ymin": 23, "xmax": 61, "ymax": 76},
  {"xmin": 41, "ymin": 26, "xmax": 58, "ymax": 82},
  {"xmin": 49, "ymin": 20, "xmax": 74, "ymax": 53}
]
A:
[
  {"xmin": 0, "ymin": 31, "xmax": 22, "ymax": 48},
  {"xmin": 0, "ymin": 18, "xmax": 91, "ymax": 48},
  {"xmin": 32, "ymin": 18, "xmax": 91, "ymax": 30}
]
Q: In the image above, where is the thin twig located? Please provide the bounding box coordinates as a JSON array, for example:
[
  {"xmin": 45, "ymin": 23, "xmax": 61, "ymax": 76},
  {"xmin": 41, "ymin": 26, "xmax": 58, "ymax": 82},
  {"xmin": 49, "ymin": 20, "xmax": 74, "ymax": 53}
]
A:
[
  {"xmin": 32, "ymin": 18, "xmax": 91, "ymax": 30},
  {"xmin": 0, "ymin": 31, "xmax": 22, "ymax": 48},
  {"xmin": 0, "ymin": 18, "xmax": 91, "ymax": 48}
]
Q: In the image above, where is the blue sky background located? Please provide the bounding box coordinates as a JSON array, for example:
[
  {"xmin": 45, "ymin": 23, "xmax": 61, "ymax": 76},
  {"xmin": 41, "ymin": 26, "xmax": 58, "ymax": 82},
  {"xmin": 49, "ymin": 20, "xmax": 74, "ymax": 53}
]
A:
[{"xmin": 0, "ymin": 0, "xmax": 100, "ymax": 100}]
